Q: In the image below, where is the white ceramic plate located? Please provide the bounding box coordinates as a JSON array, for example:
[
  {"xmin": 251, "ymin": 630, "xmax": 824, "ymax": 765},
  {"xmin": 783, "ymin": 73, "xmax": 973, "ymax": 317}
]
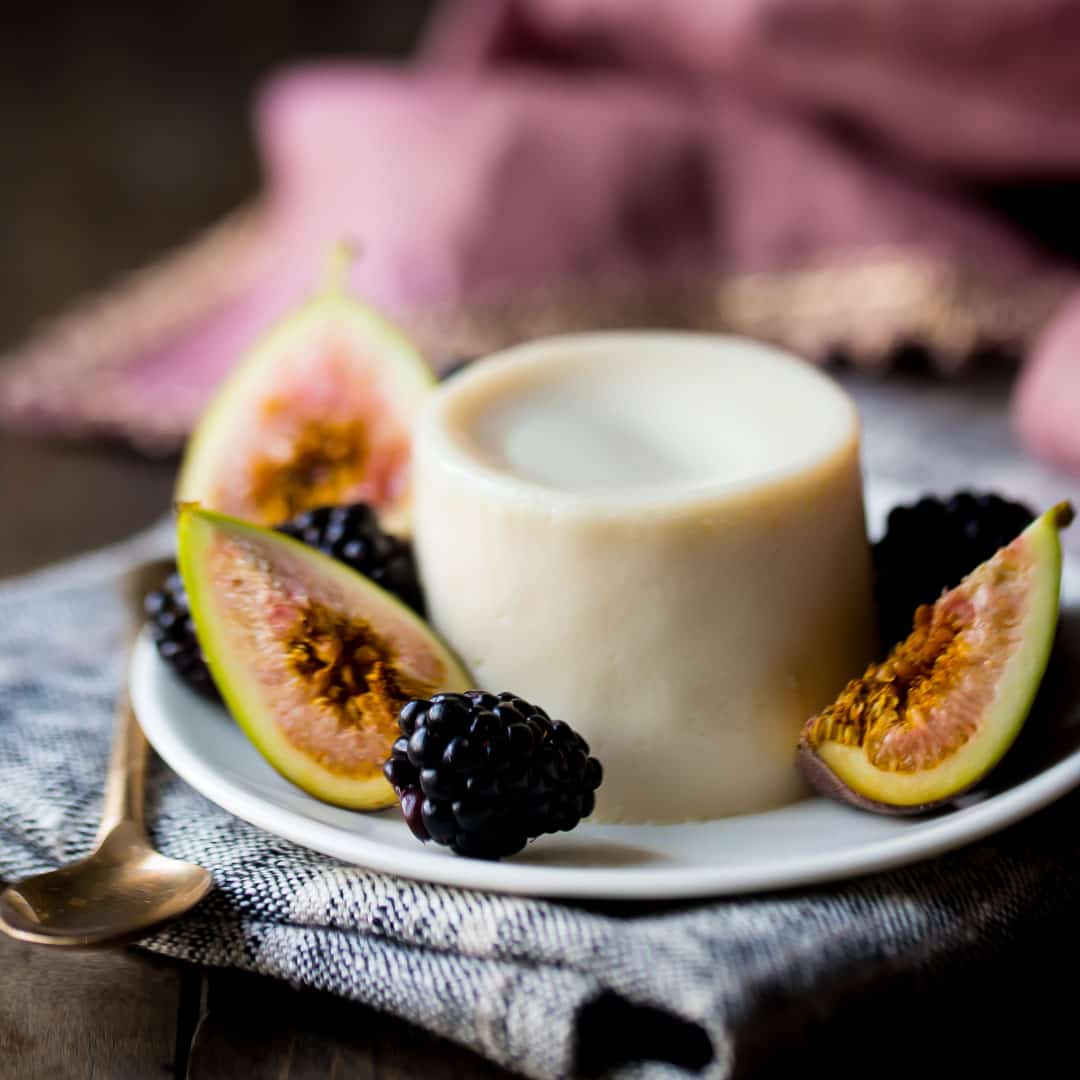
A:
[{"xmin": 132, "ymin": 607, "xmax": 1080, "ymax": 900}]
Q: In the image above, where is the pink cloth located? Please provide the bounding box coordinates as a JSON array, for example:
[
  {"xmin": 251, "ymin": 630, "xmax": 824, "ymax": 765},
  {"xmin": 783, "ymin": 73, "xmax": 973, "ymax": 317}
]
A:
[
  {"xmin": 435, "ymin": 0, "xmax": 1080, "ymax": 177},
  {"xmin": 1015, "ymin": 297, "xmax": 1080, "ymax": 474},
  {"xmin": 2, "ymin": 0, "xmax": 1079, "ymax": 469}
]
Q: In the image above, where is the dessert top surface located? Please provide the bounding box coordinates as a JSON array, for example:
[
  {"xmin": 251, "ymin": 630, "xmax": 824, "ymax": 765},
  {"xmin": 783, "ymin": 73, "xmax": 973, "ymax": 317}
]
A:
[{"xmin": 420, "ymin": 332, "xmax": 859, "ymax": 511}]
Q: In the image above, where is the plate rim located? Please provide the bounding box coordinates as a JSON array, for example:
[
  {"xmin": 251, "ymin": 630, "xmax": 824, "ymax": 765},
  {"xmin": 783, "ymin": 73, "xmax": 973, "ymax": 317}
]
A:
[{"xmin": 132, "ymin": 631, "xmax": 1080, "ymax": 900}]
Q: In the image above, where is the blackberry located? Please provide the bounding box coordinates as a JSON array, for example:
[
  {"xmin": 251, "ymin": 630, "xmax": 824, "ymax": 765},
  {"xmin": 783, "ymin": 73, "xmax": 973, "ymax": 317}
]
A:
[
  {"xmin": 873, "ymin": 491, "xmax": 1035, "ymax": 645},
  {"xmin": 146, "ymin": 502, "xmax": 424, "ymax": 697},
  {"xmin": 144, "ymin": 571, "xmax": 220, "ymax": 701},
  {"xmin": 276, "ymin": 503, "xmax": 425, "ymax": 615},
  {"xmin": 384, "ymin": 691, "xmax": 604, "ymax": 860}
]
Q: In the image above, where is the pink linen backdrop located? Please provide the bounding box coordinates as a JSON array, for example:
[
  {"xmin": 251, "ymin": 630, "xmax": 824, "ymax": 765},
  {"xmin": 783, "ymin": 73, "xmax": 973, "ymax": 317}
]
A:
[{"xmin": 1, "ymin": 0, "xmax": 1078, "ymax": 469}]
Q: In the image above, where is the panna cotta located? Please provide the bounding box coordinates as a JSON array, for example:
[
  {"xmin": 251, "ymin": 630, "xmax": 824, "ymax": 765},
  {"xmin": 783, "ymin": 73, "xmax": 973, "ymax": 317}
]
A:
[{"xmin": 413, "ymin": 332, "xmax": 875, "ymax": 822}]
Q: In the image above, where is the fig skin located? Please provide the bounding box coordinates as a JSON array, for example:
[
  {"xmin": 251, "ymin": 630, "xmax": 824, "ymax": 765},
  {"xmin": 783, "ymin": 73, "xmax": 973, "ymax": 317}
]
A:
[
  {"xmin": 797, "ymin": 502, "xmax": 1073, "ymax": 815},
  {"xmin": 175, "ymin": 243, "xmax": 436, "ymax": 532},
  {"xmin": 177, "ymin": 505, "xmax": 471, "ymax": 810},
  {"xmin": 796, "ymin": 741, "xmax": 968, "ymax": 816}
]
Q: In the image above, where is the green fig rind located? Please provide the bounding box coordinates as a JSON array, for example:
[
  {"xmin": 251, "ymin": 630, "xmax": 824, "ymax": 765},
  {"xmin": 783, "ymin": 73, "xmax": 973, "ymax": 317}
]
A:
[
  {"xmin": 176, "ymin": 251, "xmax": 435, "ymax": 531},
  {"xmin": 798, "ymin": 502, "xmax": 1072, "ymax": 813},
  {"xmin": 177, "ymin": 505, "xmax": 470, "ymax": 810}
]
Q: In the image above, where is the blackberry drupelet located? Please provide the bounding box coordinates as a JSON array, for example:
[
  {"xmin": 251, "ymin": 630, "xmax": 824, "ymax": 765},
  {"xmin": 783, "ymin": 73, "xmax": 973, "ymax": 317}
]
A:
[
  {"xmin": 276, "ymin": 502, "xmax": 425, "ymax": 615},
  {"xmin": 147, "ymin": 502, "xmax": 424, "ymax": 697},
  {"xmin": 144, "ymin": 571, "xmax": 220, "ymax": 701},
  {"xmin": 873, "ymin": 491, "xmax": 1035, "ymax": 646},
  {"xmin": 384, "ymin": 691, "xmax": 604, "ymax": 860}
]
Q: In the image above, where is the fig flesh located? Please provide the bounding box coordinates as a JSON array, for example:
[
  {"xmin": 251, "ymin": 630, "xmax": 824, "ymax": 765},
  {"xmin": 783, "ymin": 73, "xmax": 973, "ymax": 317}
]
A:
[
  {"xmin": 798, "ymin": 502, "xmax": 1073, "ymax": 813},
  {"xmin": 177, "ymin": 506, "xmax": 469, "ymax": 809},
  {"xmin": 176, "ymin": 245, "xmax": 435, "ymax": 533}
]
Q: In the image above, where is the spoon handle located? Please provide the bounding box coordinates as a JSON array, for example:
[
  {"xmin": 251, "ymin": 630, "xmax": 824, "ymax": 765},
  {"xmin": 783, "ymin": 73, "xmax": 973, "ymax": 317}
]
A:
[
  {"xmin": 96, "ymin": 689, "xmax": 149, "ymax": 840},
  {"xmin": 95, "ymin": 557, "xmax": 174, "ymax": 843}
]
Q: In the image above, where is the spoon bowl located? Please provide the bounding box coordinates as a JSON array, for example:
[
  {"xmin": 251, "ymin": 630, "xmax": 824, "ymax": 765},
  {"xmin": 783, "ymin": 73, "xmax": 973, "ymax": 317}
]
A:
[
  {"xmin": 0, "ymin": 558, "xmax": 213, "ymax": 947},
  {"xmin": 0, "ymin": 822, "xmax": 212, "ymax": 947}
]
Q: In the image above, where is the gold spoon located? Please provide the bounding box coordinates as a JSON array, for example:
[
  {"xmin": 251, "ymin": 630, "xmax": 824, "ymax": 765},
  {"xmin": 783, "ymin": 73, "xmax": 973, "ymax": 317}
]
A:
[{"xmin": 0, "ymin": 558, "xmax": 212, "ymax": 947}]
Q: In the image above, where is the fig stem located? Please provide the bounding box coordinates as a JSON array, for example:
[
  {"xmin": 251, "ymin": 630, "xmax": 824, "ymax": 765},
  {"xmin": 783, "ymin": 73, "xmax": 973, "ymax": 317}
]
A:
[{"xmin": 323, "ymin": 240, "xmax": 357, "ymax": 296}]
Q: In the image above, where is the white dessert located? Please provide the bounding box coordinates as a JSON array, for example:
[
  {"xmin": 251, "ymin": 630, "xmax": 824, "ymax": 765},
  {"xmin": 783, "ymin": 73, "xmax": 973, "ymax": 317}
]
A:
[{"xmin": 413, "ymin": 332, "xmax": 875, "ymax": 822}]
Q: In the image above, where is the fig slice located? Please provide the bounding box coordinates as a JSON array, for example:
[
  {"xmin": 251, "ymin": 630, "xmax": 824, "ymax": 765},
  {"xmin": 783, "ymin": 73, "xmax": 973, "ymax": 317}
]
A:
[
  {"xmin": 798, "ymin": 502, "xmax": 1073, "ymax": 814},
  {"xmin": 177, "ymin": 505, "xmax": 470, "ymax": 810},
  {"xmin": 175, "ymin": 244, "xmax": 435, "ymax": 533}
]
